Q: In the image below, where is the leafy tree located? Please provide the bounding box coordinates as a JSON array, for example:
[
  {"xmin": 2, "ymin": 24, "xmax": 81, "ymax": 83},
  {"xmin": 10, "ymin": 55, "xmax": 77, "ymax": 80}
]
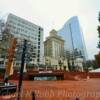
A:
[
  {"xmin": 94, "ymin": 12, "xmax": 100, "ymax": 68},
  {"xmin": 97, "ymin": 12, "xmax": 100, "ymax": 49}
]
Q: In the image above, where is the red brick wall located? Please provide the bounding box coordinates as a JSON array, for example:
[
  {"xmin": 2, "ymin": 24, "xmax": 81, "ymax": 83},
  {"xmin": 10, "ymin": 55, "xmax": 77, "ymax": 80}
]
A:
[
  {"xmin": 1, "ymin": 71, "xmax": 100, "ymax": 80},
  {"xmin": 64, "ymin": 72, "xmax": 100, "ymax": 80},
  {"xmin": 89, "ymin": 72, "xmax": 100, "ymax": 78}
]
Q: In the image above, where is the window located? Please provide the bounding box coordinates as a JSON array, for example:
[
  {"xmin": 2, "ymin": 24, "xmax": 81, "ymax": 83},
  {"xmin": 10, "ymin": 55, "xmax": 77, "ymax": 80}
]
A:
[
  {"xmin": 37, "ymin": 59, "xmax": 40, "ymax": 62},
  {"xmin": 38, "ymin": 50, "xmax": 40, "ymax": 53},
  {"xmin": 37, "ymin": 54, "xmax": 40, "ymax": 58},
  {"xmin": 38, "ymin": 42, "xmax": 40, "ymax": 45},
  {"xmin": 0, "ymin": 61, "xmax": 4, "ymax": 64},
  {"xmin": 39, "ymin": 31, "xmax": 40, "ymax": 34},
  {"xmin": 38, "ymin": 38, "xmax": 40, "ymax": 41},
  {"xmin": 38, "ymin": 46, "xmax": 40, "ymax": 49},
  {"xmin": 38, "ymin": 34, "xmax": 40, "ymax": 37}
]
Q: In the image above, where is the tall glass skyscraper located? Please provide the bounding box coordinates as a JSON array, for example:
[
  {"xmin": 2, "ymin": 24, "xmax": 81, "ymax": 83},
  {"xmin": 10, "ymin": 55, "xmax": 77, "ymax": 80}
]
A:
[{"xmin": 58, "ymin": 16, "xmax": 87, "ymax": 62}]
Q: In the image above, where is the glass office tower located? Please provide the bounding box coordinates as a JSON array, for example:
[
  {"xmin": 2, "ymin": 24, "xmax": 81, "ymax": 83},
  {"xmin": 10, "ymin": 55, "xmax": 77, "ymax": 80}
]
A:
[{"xmin": 58, "ymin": 16, "xmax": 87, "ymax": 63}]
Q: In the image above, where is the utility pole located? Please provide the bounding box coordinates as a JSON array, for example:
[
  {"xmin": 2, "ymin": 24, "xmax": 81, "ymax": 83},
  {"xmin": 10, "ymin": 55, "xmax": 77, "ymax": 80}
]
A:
[{"xmin": 17, "ymin": 39, "xmax": 27, "ymax": 100}]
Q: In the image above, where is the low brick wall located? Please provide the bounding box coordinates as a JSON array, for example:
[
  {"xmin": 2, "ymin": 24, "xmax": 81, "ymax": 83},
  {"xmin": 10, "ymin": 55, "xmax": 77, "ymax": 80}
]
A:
[
  {"xmin": 1, "ymin": 71, "xmax": 100, "ymax": 80},
  {"xmin": 64, "ymin": 72, "xmax": 100, "ymax": 80},
  {"xmin": 9, "ymin": 72, "xmax": 28, "ymax": 80},
  {"xmin": 89, "ymin": 72, "xmax": 100, "ymax": 78}
]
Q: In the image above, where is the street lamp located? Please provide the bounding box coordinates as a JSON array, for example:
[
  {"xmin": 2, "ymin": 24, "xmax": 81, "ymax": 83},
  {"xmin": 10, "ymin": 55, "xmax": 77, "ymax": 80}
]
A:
[{"xmin": 17, "ymin": 39, "xmax": 27, "ymax": 100}]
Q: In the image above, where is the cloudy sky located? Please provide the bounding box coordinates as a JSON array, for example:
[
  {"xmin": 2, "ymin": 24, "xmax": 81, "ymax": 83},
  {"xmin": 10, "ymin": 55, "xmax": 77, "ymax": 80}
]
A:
[{"xmin": 0, "ymin": 0, "xmax": 100, "ymax": 59}]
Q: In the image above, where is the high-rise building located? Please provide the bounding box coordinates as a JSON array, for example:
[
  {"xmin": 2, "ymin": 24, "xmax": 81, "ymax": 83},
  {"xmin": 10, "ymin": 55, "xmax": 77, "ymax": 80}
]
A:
[
  {"xmin": 44, "ymin": 29, "xmax": 68, "ymax": 70},
  {"xmin": 0, "ymin": 13, "xmax": 44, "ymax": 69},
  {"xmin": 58, "ymin": 16, "xmax": 87, "ymax": 70}
]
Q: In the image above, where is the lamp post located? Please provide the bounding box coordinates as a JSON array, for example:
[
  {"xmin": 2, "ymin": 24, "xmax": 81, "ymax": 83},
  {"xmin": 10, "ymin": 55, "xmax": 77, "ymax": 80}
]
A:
[{"xmin": 17, "ymin": 39, "xmax": 27, "ymax": 100}]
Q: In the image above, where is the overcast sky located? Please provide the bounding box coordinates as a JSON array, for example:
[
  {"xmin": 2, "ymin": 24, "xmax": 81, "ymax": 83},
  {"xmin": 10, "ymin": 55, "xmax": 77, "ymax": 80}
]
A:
[{"xmin": 0, "ymin": 0, "xmax": 100, "ymax": 59}]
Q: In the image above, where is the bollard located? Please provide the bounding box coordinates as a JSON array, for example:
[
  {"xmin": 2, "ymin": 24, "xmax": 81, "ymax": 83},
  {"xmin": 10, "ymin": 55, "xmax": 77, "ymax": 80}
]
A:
[
  {"xmin": 75, "ymin": 97, "xmax": 79, "ymax": 100},
  {"xmin": 32, "ymin": 91, "xmax": 35, "ymax": 100}
]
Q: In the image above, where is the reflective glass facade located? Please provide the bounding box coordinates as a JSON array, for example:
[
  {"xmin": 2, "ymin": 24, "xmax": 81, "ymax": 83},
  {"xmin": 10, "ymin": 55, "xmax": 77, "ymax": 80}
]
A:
[{"xmin": 58, "ymin": 16, "xmax": 87, "ymax": 61}]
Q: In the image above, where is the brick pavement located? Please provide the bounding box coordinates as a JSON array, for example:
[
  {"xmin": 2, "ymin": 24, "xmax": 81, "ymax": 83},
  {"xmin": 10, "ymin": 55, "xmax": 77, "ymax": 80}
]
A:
[{"xmin": 0, "ymin": 79, "xmax": 100, "ymax": 100}]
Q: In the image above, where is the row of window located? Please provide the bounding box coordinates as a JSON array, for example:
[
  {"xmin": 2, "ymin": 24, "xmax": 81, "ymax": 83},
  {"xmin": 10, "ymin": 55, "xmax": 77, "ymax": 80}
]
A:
[
  {"xmin": 8, "ymin": 15, "xmax": 38, "ymax": 30},
  {"xmin": 7, "ymin": 23, "xmax": 36, "ymax": 34},
  {"xmin": 7, "ymin": 22, "xmax": 40, "ymax": 37}
]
